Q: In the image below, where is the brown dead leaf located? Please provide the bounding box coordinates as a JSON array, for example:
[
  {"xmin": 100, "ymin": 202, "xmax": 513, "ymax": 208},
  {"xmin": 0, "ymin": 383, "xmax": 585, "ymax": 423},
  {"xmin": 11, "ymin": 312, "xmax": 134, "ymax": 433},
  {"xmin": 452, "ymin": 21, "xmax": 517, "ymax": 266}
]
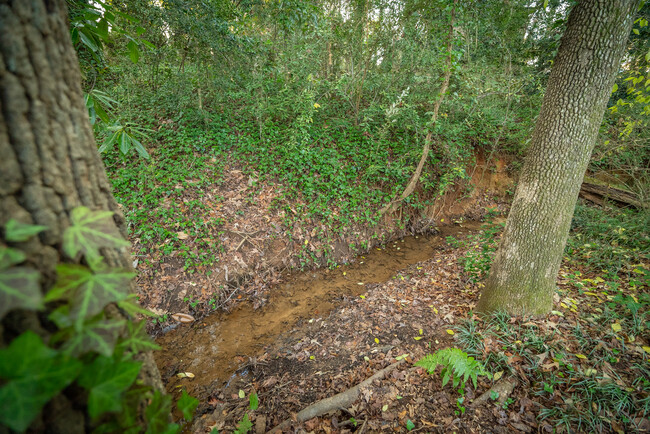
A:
[{"xmin": 172, "ymin": 313, "xmax": 195, "ymax": 323}]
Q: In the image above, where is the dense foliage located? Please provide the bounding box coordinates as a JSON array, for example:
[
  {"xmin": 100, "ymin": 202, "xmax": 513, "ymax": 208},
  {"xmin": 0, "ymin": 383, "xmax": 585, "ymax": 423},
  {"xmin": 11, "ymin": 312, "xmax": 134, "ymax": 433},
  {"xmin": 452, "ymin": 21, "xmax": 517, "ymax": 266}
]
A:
[{"xmin": 66, "ymin": 0, "xmax": 647, "ymax": 273}]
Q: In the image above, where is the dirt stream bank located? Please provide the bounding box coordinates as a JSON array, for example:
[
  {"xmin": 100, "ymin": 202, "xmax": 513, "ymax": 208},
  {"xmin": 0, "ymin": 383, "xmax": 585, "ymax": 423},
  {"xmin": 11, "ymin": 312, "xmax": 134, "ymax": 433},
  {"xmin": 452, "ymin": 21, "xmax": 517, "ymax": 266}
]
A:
[
  {"xmin": 148, "ymin": 157, "xmax": 517, "ymax": 432},
  {"xmin": 135, "ymin": 154, "xmax": 514, "ymax": 318},
  {"xmin": 154, "ymin": 219, "xmax": 530, "ymax": 433},
  {"xmin": 155, "ymin": 222, "xmax": 483, "ymax": 394}
]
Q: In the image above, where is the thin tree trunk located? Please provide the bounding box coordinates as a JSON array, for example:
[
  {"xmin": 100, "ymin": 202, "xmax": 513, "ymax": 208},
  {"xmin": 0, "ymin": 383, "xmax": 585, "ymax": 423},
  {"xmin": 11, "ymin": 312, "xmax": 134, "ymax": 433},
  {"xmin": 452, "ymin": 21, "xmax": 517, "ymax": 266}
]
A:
[
  {"xmin": 380, "ymin": 0, "xmax": 456, "ymax": 216},
  {"xmin": 0, "ymin": 0, "xmax": 163, "ymax": 430},
  {"xmin": 477, "ymin": 0, "xmax": 640, "ymax": 315}
]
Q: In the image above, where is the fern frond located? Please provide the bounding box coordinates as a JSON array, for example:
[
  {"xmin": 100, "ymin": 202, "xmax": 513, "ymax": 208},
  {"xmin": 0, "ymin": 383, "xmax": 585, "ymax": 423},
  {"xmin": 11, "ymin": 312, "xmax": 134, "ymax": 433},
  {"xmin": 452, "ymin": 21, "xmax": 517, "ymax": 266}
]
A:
[{"xmin": 415, "ymin": 348, "xmax": 488, "ymax": 390}]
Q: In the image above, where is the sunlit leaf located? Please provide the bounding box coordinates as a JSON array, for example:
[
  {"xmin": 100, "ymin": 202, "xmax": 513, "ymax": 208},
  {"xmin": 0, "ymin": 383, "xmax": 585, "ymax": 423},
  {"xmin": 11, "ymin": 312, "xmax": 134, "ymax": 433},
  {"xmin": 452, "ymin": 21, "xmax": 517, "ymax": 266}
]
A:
[
  {"xmin": 0, "ymin": 332, "xmax": 82, "ymax": 431},
  {"xmin": 611, "ymin": 323, "xmax": 622, "ymax": 333}
]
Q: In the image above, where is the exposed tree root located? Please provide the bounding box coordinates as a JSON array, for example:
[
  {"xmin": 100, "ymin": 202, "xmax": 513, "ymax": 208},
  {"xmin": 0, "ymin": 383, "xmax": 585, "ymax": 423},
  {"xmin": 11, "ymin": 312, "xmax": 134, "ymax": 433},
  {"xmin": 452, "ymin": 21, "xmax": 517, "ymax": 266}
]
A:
[
  {"xmin": 268, "ymin": 360, "xmax": 405, "ymax": 433},
  {"xmin": 470, "ymin": 377, "xmax": 517, "ymax": 408}
]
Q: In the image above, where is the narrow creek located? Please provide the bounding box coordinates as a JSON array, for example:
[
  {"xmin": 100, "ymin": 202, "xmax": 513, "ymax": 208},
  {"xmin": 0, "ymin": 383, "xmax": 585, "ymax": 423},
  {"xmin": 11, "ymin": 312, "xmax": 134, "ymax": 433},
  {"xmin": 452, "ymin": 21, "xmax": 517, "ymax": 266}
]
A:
[{"xmin": 154, "ymin": 222, "xmax": 482, "ymax": 398}]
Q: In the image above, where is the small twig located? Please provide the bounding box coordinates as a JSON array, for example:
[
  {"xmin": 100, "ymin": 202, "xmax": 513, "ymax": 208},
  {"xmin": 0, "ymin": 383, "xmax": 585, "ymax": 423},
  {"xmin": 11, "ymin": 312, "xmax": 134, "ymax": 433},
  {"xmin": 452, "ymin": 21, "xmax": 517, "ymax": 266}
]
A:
[{"xmin": 235, "ymin": 235, "xmax": 250, "ymax": 251}]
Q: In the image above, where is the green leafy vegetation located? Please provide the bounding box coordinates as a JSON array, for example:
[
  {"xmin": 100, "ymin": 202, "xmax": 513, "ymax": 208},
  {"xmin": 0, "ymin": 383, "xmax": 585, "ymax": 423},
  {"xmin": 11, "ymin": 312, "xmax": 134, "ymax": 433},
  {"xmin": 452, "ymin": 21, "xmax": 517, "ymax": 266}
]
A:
[
  {"xmin": 446, "ymin": 215, "xmax": 503, "ymax": 283},
  {"xmin": 416, "ymin": 347, "xmax": 490, "ymax": 390},
  {"xmin": 449, "ymin": 202, "xmax": 650, "ymax": 432},
  {"xmin": 567, "ymin": 203, "xmax": 649, "ymax": 274},
  {"xmin": 0, "ymin": 215, "xmax": 198, "ymax": 432}
]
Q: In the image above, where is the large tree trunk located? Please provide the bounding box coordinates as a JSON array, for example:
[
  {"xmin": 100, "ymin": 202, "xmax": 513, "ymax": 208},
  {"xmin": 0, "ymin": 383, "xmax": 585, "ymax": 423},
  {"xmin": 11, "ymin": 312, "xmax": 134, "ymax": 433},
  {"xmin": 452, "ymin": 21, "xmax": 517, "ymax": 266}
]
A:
[
  {"xmin": 0, "ymin": 0, "xmax": 162, "ymax": 431},
  {"xmin": 476, "ymin": 0, "xmax": 640, "ymax": 315}
]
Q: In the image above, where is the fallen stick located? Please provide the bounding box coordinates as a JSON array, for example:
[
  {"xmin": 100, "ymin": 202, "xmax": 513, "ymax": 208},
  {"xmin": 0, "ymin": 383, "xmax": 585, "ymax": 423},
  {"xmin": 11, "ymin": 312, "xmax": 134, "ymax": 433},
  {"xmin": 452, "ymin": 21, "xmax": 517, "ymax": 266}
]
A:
[
  {"xmin": 470, "ymin": 377, "xmax": 517, "ymax": 408},
  {"xmin": 268, "ymin": 360, "xmax": 405, "ymax": 433}
]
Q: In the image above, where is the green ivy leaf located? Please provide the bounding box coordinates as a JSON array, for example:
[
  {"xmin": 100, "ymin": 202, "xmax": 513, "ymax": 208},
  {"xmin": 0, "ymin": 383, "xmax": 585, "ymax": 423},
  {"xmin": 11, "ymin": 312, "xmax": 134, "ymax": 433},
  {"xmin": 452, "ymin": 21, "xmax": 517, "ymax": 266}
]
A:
[
  {"xmin": 56, "ymin": 318, "xmax": 125, "ymax": 357},
  {"xmin": 145, "ymin": 390, "xmax": 179, "ymax": 434},
  {"xmin": 46, "ymin": 264, "xmax": 133, "ymax": 329},
  {"xmin": 249, "ymin": 391, "xmax": 259, "ymax": 411},
  {"xmin": 117, "ymin": 320, "xmax": 161, "ymax": 355},
  {"xmin": 62, "ymin": 207, "xmax": 130, "ymax": 261},
  {"xmin": 406, "ymin": 419, "xmax": 415, "ymax": 431},
  {"xmin": 4, "ymin": 219, "xmax": 48, "ymax": 242},
  {"xmin": 117, "ymin": 294, "xmax": 157, "ymax": 317},
  {"xmin": 0, "ymin": 332, "xmax": 82, "ymax": 431},
  {"xmin": 0, "ymin": 266, "xmax": 43, "ymax": 320},
  {"xmin": 77, "ymin": 355, "xmax": 142, "ymax": 419},
  {"xmin": 177, "ymin": 389, "xmax": 199, "ymax": 421},
  {"xmin": 0, "ymin": 246, "xmax": 27, "ymax": 270}
]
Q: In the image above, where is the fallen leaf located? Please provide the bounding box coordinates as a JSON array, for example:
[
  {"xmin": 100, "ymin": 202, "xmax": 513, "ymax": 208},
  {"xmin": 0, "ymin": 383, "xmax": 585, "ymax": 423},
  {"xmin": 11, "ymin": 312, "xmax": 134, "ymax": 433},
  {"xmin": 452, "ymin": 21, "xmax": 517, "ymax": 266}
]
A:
[
  {"xmin": 177, "ymin": 372, "xmax": 195, "ymax": 378},
  {"xmin": 612, "ymin": 323, "xmax": 622, "ymax": 333},
  {"xmin": 382, "ymin": 404, "xmax": 389, "ymax": 412},
  {"xmin": 446, "ymin": 329, "xmax": 454, "ymax": 335},
  {"xmin": 576, "ymin": 354, "xmax": 587, "ymax": 360},
  {"xmin": 238, "ymin": 389, "xmax": 245, "ymax": 399},
  {"xmin": 177, "ymin": 232, "xmax": 189, "ymax": 240},
  {"xmin": 172, "ymin": 313, "xmax": 195, "ymax": 323}
]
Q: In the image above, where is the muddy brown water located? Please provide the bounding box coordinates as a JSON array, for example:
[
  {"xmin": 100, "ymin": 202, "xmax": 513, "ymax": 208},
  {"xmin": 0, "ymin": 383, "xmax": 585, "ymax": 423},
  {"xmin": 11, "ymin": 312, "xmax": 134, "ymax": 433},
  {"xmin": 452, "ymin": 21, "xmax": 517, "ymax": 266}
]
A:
[{"xmin": 154, "ymin": 222, "xmax": 482, "ymax": 398}]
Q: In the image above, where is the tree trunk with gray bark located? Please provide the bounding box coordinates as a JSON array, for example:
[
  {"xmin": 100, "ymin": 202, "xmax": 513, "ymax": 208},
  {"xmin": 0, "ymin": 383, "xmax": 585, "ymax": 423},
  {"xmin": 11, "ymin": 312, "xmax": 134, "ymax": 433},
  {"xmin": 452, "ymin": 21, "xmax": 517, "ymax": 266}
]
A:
[
  {"xmin": 477, "ymin": 0, "xmax": 640, "ymax": 315},
  {"xmin": 0, "ymin": 0, "xmax": 162, "ymax": 431}
]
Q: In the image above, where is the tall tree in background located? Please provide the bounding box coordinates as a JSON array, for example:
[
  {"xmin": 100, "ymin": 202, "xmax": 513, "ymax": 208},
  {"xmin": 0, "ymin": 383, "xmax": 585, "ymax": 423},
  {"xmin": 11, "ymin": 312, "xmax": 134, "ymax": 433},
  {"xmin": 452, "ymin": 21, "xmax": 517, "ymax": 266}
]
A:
[
  {"xmin": 0, "ymin": 0, "xmax": 162, "ymax": 430},
  {"xmin": 477, "ymin": 0, "xmax": 641, "ymax": 315}
]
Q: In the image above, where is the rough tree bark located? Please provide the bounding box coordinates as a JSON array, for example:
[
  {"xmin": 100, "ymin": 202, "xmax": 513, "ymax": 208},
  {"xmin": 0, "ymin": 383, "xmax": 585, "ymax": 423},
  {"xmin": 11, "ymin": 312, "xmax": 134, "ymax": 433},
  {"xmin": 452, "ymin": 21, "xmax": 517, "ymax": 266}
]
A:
[
  {"xmin": 0, "ymin": 0, "xmax": 162, "ymax": 431},
  {"xmin": 477, "ymin": 0, "xmax": 640, "ymax": 315}
]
